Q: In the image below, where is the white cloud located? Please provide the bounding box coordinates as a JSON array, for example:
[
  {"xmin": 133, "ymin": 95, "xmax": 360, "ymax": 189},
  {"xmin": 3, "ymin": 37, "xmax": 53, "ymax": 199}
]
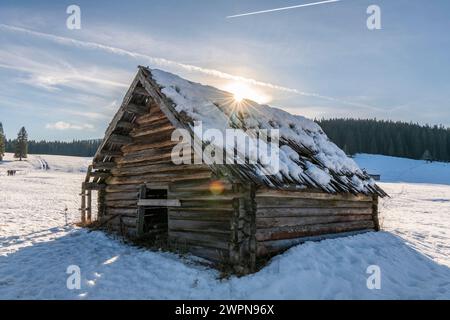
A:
[
  {"xmin": 46, "ymin": 121, "xmax": 94, "ymax": 131},
  {"xmin": 0, "ymin": 23, "xmax": 382, "ymax": 112},
  {"xmin": 0, "ymin": 46, "xmax": 129, "ymax": 94},
  {"xmin": 0, "ymin": 24, "xmax": 308, "ymax": 94}
]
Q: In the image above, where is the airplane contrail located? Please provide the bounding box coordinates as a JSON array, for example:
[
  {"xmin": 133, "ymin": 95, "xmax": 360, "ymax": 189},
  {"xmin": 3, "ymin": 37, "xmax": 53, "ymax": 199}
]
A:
[
  {"xmin": 227, "ymin": 0, "xmax": 341, "ymax": 18},
  {"xmin": 0, "ymin": 23, "xmax": 381, "ymax": 112}
]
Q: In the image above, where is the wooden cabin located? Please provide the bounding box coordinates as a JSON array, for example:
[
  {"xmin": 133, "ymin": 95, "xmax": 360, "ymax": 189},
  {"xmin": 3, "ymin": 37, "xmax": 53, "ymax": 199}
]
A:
[{"xmin": 81, "ymin": 66, "xmax": 386, "ymax": 274}]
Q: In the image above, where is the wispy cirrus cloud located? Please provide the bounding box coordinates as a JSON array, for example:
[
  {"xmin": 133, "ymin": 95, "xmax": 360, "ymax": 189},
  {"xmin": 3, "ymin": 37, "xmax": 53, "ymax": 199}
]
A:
[
  {"xmin": 0, "ymin": 48, "xmax": 129, "ymax": 93},
  {"xmin": 0, "ymin": 23, "xmax": 381, "ymax": 111},
  {"xmin": 46, "ymin": 121, "xmax": 94, "ymax": 131}
]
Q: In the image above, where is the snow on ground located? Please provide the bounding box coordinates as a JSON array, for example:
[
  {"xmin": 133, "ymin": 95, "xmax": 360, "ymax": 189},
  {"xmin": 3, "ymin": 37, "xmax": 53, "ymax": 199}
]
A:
[
  {"xmin": 379, "ymin": 183, "xmax": 450, "ymax": 267},
  {"xmin": 0, "ymin": 153, "xmax": 449, "ymax": 299},
  {"xmin": 0, "ymin": 153, "xmax": 91, "ymax": 175},
  {"xmin": 354, "ymin": 153, "xmax": 450, "ymax": 185}
]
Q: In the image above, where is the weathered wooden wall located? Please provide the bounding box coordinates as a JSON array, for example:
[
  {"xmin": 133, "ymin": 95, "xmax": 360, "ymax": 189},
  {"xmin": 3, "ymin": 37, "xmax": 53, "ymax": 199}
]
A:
[
  {"xmin": 101, "ymin": 103, "xmax": 212, "ymax": 236},
  {"xmin": 167, "ymin": 178, "xmax": 234, "ymax": 263},
  {"xmin": 254, "ymin": 188, "xmax": 377, "ymax": 257}
]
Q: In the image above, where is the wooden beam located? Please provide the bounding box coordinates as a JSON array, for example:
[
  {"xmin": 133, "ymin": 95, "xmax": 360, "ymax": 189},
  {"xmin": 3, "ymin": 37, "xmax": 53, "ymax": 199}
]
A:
[
  {"xmin": 108, "ymin": 134, "xmax": 132, "ymax": 145},
  {"xmin": 93, "ymin": 162, "xmax": 115, "ymax": 170},
  {"xmin": 372, "ymin": 195, "xmax": 380, "ymax": 231},
  {"xmin": 134, "ymin": 86, "xmax": 150, "ymax": 97},
  {"xmin": 116, "ymin": 120, "xmax": 135, "ymax": 131},
  {"xmin": 87, "ymin": 189, "xmax": 92, "ymax": 223},
  {"xmin": 99, "ymin": 149, "xmax": 123, "ymax": 157},
  {"xmin": 89, "ymin": 171, "xmax": 111, "ymax": 179},
  {"xmin": 138, "ymin": 199, "xmax": 181, "ymax": 207},
  {"xmin": 80, "ymin": 182, "xmax": 86, "ymax": 223},
  {"xmin": 137, "ymin": 184, "xmax": 147, "ymax": 237},
  {"xmin": 127, "ymin": 103, "xmax": 148, "ymax": 115},
  {"xmin": 85, "ymin": 182, "xmax": 106, "ymax": 190},
  {"xmin": 84, "ymin": 165, "xmax": 93, "ymax": 183}
]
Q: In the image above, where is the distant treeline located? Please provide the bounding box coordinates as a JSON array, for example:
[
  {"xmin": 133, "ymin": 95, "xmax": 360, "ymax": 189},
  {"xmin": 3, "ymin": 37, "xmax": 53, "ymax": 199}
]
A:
[
  {"xmin": 317, "ymin": 118, "xmax": 450, "ymax": 162},
  {"xmin": 5, "ymin": 139, "xmax": 101, "ymax": 157},
  {"xmin": 3, "ymin": 119, "xmax": 450, "ymax": 161}
]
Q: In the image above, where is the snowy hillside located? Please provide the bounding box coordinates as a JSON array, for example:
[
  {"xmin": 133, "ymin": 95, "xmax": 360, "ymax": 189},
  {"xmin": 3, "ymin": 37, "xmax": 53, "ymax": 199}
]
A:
[
  {"xmin": 0, "ymin": 153, "xmax": 449, "ymax": 299},
  {"xmin": 354, "ymin": 153, "xmax": 450, "ymax": 185},
  {"xmin": 0, "ymin": 153, "xmax": 91, "ymax": 174}
]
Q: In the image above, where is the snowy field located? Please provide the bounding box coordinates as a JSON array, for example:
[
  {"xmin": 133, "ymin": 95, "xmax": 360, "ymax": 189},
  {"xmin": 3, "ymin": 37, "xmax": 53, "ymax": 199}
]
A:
[
  {"xmin": 354, "ymin": 153, "xmax": 450, "ymax": 185},
  {"xmin": 0, "ymin": 153, "xmax": 449, "ymax": 299}
]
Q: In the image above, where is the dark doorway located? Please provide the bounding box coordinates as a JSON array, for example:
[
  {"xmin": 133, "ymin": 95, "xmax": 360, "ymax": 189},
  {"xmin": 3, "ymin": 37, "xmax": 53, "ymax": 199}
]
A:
[{"xmin": 142, "ymin": 189, "xmax": 169, "ymax": 240}]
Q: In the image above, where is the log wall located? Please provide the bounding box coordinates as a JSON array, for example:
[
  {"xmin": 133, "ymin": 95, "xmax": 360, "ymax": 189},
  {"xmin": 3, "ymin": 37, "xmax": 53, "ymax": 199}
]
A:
[
  {"xmin": 101, "ymin": 103, "xmax": 212, "ymax": 237},
  {"xmin": 254, "ymin": 188, "xmax": 378, "ymax": 257},
  {"xmin": 167, "ymin": 178, "xmax": 235, "ymax": 263}
]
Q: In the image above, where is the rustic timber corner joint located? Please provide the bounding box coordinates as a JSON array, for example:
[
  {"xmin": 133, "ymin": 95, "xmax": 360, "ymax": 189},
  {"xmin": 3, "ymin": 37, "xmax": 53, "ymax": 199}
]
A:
[{"xmin": 81, "ymin": 66, "xmax": 387, "ymax": 274}]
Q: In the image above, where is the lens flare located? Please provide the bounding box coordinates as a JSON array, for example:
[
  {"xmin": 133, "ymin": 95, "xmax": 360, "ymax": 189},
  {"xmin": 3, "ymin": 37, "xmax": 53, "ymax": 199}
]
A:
[
  {"xmin": 209, "ymin": 180, "xmax": 225, "ymax": 195},
  {"xmin": 224, "ymin": 82, "xmax": 271, "ymax": 104}
]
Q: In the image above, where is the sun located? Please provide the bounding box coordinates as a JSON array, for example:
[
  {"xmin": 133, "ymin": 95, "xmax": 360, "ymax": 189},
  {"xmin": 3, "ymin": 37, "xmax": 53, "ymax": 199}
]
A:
[
  {"xmin": 224, "ymin": 82, "xmax": 270, "ymax": 104},
  {"xmin": 233, "ymin": 91, "xmax": 245, "ymax": 103}
]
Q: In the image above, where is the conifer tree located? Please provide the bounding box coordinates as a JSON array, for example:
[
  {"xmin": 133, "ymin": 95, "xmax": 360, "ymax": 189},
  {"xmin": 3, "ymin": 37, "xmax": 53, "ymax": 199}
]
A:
[
  {"xmin": 422, "ymin": 150, "xmax": 432, "ymax": 163},
  {"xmin": 14, "ymin": 126, "xmax": 28, "ymax": 161},
  {"xmin": 0, "ymin": 122, "xmax": 5, "ymax": 161}
]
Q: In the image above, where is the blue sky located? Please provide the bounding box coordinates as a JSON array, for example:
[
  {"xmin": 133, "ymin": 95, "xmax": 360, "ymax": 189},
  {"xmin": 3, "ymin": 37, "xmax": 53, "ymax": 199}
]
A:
[{"xmin": 0, "ymin": 0, "xmax": 449, "ymax": 140}]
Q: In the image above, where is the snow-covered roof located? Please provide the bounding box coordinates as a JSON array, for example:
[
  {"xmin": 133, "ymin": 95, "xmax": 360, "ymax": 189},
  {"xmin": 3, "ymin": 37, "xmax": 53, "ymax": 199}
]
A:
[{"xmin": 146, "ymin": 68, "xmax": 385, "ymax": 196}]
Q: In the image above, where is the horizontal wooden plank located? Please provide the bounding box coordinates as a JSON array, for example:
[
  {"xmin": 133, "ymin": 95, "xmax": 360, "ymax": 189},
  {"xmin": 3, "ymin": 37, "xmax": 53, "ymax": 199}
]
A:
[
  {"xmin": 106, "ymin": 208, "xmax": 138, "ymax": 216},
  {"xmin": 84, "ymin": 182, "xmax": 106, "ymax": 190},
  {"xmin": 136, "ymin": 114, "xmax": 170, "ymax": 126},
  {"xmin": 105, "ymin": 200, "xmax": 138, "ymax": 208},
  {"xmin": 106, "ymin": 184, "xmax": 139, "ymax": 193},
  {"xmin": 121, "ymin": 140, "xmax": 178, "ymax": 153},
  {"xmin": 111, "ymin": 163, "xmax": 209, "ymax": 177},
  {"xmin": 169, "ymin": 219, "xmax": 229, "ymax": 232},
  {"xmin": 89, "ymin": 171, "xmax": 111, "ymax": 179},
  {"xmin": 256, "ymin": 189, "xmax": 372, "ymax": 202},
  {"xmin": 170, "ymin": 179, "xmax": 233, "ymax": 193},
  {"xmin": 106, "ymin": 171, "xmax": 212, "ymax": 186},
  {"xmin": 178, "ymin": 199, "xmax": 233, "ymax": 209},
  {"xmin": 256, "ymin": 197, "xmax": 373, "ymax": 209},
  {"xmin": 138, "ymin": 199, "xmax": 181, "ymax": 207},
  {"xmin": 168, "ymin": 206, "xmax": 234, "ymax": 213},
  {"xmin": 132, "ymin": 130, "xmax": 176, "ymax": 147},
  {"xmin": 117, "ymin": 151, "xmax": 183, "ymax": 167},
  {"xmin": 169, "ymin": 231, "xmax": 230, "ymax": 251},
  {"xmin": 126, "ymin": 103, "xmax": 148, "ymax": 115},
  {"xmin": 256, "ymin": 207, "xmax": 372, "ymax": 218},
  {"xmin": 105, "ymin": 192, "xmax": 138, "ymax": 201},
  {"xmin": 109, "ymin": 134, "xmax": 133, "ymax": 145},
  {"xmin": 168, "ymin": 210, "xmax": 232, "ymax": 222},
  {"xmin": 130, "ymin": 123, "xmax": 175, "ymax": 138},
  {"xmin": 169, "ymin": 186, "xmax": 237, "ymax": 200},
  {"xmin": 256, "ymin": 214, "xmax": 373, "ymax": 228},
  {"xmin": 93, "ymin": 162, "xmax": 115, "ymax": 170},
  {"xmin": 99, "ymin": 149, "xmax": 123, "ymax": 157},
  {"xmin": 135, "ymin": 111, "xmax": 166, "ymax": 125},
  {"xmin": 116, "ymin": 120, "xmax": 136, "ymax": 131},
  {"xmin": 133, "ymin": 86, "xmax": 151, "ymax": 97},
  {"xmin": 255, "ymin": 220, "xmax": 375, "ymax": 241}
]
